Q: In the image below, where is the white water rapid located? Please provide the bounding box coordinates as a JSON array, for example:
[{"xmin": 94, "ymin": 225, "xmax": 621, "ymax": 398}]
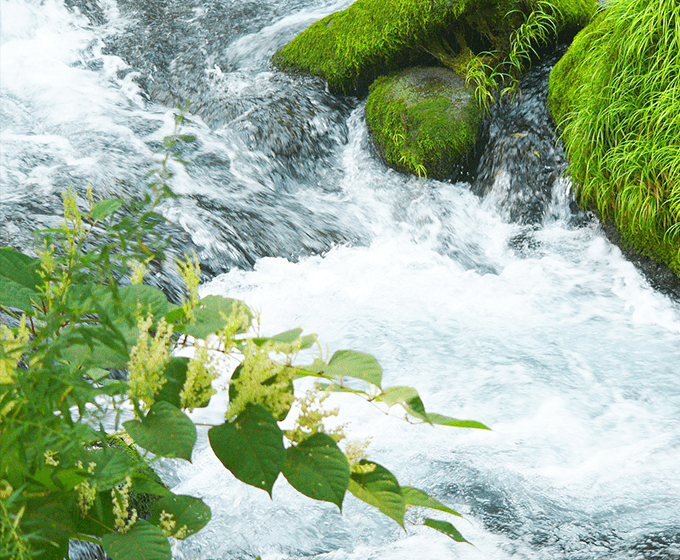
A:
[{"xmin": 1, "ymin": 0, "xmax": 679, "ymax": 559}]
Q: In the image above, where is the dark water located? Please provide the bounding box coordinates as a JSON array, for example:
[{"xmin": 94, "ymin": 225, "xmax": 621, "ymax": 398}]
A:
[{"xmin": 2, "ymin": 1, "xmax": 679, "ymax": 559}]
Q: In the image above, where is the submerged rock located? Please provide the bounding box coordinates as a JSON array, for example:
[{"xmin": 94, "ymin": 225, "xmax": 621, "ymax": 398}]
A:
[{"xmin": 365, "ymin": 67, "xmax": 483, "ymax": 179}]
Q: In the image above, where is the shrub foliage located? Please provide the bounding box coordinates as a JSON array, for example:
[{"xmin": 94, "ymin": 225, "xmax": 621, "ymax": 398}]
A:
[{"xmin": 0, "ymin": 117, "xmax": 488, "ymax": 559}]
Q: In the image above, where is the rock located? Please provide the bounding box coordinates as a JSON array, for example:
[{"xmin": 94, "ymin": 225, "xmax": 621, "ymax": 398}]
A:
[
  {"xmin": 365, "ymin": 66, "xmax": 483, "ymax": 179},
  {"xmin": 546, "ymin": 11, "xmax": 606, "ymax": 127},
  {"xmin": 271, "ymin": 0, "xmax": 597, "ymax": 96},
  {"xmin": 548, "ymin": 0, "xmax": 680, "ymax": 277},
  {"xmin": 271, "ymin": 0, "xmax": 468, "ymax": 95}
]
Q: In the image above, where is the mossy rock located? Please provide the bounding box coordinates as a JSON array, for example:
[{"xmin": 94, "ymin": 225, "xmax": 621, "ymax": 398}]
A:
[
  {"xmin": 548, "ymin": 0, "xmax": 598, "ymax": 32},
  {"xmin": 547, "ymin": 11, "xmax": 607, "ymax": 127},
  {"xmin": 548, "ymin": 0, "xmax": 680, "ymax": 276},
  {"xmin": 272, "ymin": 0, "xmax": 469, "ymax": 95},
  {"xmin": 366, "ymin": 67, "xmax": 483, "ymax": 179},
  {"xmin": 272, "ymin": 0, "xmax": 597, "ymax": 96}
]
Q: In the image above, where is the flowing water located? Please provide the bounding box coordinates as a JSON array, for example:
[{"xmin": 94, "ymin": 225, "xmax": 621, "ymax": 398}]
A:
[{"xmin": 2, "ymin": 0, "xmax": 679, "ymax": 559}]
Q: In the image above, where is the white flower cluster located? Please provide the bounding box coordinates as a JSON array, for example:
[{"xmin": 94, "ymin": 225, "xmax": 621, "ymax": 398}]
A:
[
  {"xmin": 180, "ymin": 342, "xmax": 217, "ymax": 411},
  {"xmin": 288, "ymin": 387, "xmax": 345, "ymax": 444},
  {"xmin": 0, "ymin": 316, "xmax": 29, "ymax": 385},
  {"xmin": 227, "ymin": 338, "xmax": 300, "ymax": 421},
  {"xmin": 112, "ymin": 476, "xmax": 137, "ymax": 533},
  {"xmin": 159, "ymin": 510, "xmax": 188, "ymax": 539},
  {"xmin": 128, "ymin": 314, "xmax": 173, "ymax": 413}
]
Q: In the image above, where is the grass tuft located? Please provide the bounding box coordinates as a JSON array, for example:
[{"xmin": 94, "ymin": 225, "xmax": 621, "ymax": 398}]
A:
[{"xmin": 549, "ymin": 0, "xmax": 680, "ymax": 273}]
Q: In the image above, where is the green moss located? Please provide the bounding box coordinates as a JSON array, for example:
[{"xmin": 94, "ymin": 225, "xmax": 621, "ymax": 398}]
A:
[
  {"xmin": 546, "ymin": 11, "xmax": 606, "ymax": 126},
  {"xmin": 365, "ymin": 67, "xmax": 483, "ymax": 179},
  {"xmin": 272, "ymin": 0, "xmax": 467, "ymax": 95},
  {"xmin": 547, "ymin": 0, "xmax": 597, "ymax": 31},
  {"xmin": 272, "ymin": 0, "xmax": 596, "ymax": 96},
  {"xmin": 548, "ymin": 0, "xmax": 680, "ymax": 275}
]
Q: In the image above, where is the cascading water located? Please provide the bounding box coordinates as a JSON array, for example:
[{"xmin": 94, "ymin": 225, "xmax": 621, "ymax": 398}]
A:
[{"xmin": 2, "ymin": 1, "xmax": 679, "ymax": 559}]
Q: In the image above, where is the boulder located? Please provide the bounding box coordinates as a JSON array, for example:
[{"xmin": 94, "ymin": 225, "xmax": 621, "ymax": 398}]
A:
[
  {"xmin": 548, "ymin": 0, "xmax": 680, "ymax": 276},
  {"xmin": 546, "ymin": 11, "xmax": 605, "ymax": 128},
  {"xmin": 365, "ymin": 66, "xmax": 483, "ymax": 179},
  {"xmin": 271, "ymin": 0, "xmax": 597, "ymax": 96}
]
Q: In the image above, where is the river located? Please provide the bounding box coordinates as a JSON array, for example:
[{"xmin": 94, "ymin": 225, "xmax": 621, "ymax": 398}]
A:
[{"xmin": 1, "ymin": 0, "xmax": 679, "ymax": 558}]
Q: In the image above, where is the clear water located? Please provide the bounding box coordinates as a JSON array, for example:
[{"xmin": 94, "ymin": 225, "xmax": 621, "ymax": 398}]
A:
[{"xmin": 1, "ymin": 1, "xmax": 679, "ymax": 559}]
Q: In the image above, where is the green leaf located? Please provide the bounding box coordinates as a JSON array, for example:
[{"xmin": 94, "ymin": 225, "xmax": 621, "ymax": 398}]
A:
[
  {"xmin": 92, "ymin": 199, "xmax": 124, "ymax": 221},
  {"xmin": 0, "ymin": 277, "xmax": 41, "ymax": 313},
  {"xmin": 426, "ymin": 413, "xmax": 490, "ymax": 430},
  {"xmin": 26, "ymin": 495, "xmax": 72, "ymax": 560},
  {"xmin": 423, "ymin": 518, "xmax": 468, "ymax": 543},
  {"xmin": 0, "ymin": 247, "xmax": 42, "ymax": 312},
  {"xmin": 124, "ymin": 401, "xmax": 196, "ymax": 461},
  {"xmin": 379, "ymin": 386, "xmax": 428, "ymax": 421},
  {"xmin": 130, "ymin": 474, "xmax": 172, "ymax": 498},
  {"xmin": 0, "ymin": 247, "xmax": 42, "ymax": 289},
  {"xmin": 177, "ymin": 135, "xmax": 196, "ymax": 142},
  {"xmin": 116, "ymin": 285, "xmax": 176, "ymax": 325},
  {"xmin": 282, "ymin": 433, "xmax": 350, "ymax": 509},
  {"xmin": 402, "ymin": 487, "xmax": 461, "ymax": 517},
  {"xmin": 208, "ymin": 404, "xmax": 284, "ymax": 496},
  {"xmin": 86, "ymin": 367, "xmax": 111, "ymax": 382},
  {"xmin": 102, "ymin": 520, "xmax": 172, "ymax": 560},
  {"xmin": 148, "ymin": 494, "xmax": 211, "ymax": 538},
  {"xmin": 90, "ymin": 447, "xmax": 140, "ymax": 490},
  {"xmin": 253, "ymin": 328, "xmax": 310, "ymax": 347},
  {"xmin": 163, "ymin": 306, "xmax": 185, "ymax": 324},
  {"xmin": 154, "ymin": 357, "xmax": 189, "ymax": 409},
  {"xmin": 299, "ymin": 334, "xmax": 316, "ymax": 349},
  {"xmin": 347, "ymin": 461, "xmax": 405, "ymax": 526},
  {"xmin": 312, "ymin": 350, "xmax": 383, "ymax": 388},
  {"xmin": 184, "ymin": 296, "xmax": 251, "ymax": 339},
  {"xmin": 58, "ymin": 324, "xmax": 132, "ymax": 370},
  {"xmin": 270, "ymin": 328, "xmax": 302, "ymax": 343},
  {"xmin": 253, "ymin": 331, "xmax": 316, "ymax": 350}
]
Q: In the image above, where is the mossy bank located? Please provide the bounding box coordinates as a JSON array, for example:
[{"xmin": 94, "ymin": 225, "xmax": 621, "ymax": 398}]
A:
[
  {"xmin": 366, "ymin": 67, "xmax": 483, "ymax": 179},
  {"xmin": 548, "ymin": 0, "xmax": 680, "ymax": 275},
  {"xmin": 272, "ymin": 0, "xmax": 596, "ymax": 96}
]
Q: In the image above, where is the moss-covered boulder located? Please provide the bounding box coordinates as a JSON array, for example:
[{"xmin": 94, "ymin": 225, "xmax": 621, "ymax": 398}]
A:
[
  {"xmin": 272, "ymin": 0, "xmax": 597, "ymax": 96},
  {"xmin": 366, "ymin": 67, "xmax": 483, "ymax": 179},
  {"xmin": 546, "ymin": 11, "xmax": 605, "ymax": 128},
  {"xmin": 548, "ymin": 0, "xmax": 680, "ymax": 275}
]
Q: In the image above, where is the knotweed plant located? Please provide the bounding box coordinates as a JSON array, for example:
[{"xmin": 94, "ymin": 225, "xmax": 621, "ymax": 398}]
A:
[{"xmin": 0, "ymin": 114, "xmax": 488, "ymax": 559}]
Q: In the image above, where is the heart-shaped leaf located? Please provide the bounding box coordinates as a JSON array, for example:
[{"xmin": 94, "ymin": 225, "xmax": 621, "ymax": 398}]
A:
[
  {"xmin": 102, "ymin": 520, "xmax": 171, "ymax": 560},
  {"xmin": 309, "ymin": 350, "xmax": 383, "ymax": 388},
  {"xmin": 379, "ymin": 386, "xmax": 428, "ymax": 421},
  {"xmin": 208, "ymin": 404, "xmax": 284, "ymax": 496},
  {"xmin": 184, "ymin": 296, "xmax": 251, "ymax": 339},
  {"xmin": 283, "ymin": 433, "xmax": 350, "ymax": 509},
  {"xmin": 348, "ymin": 461, "xmax": 404, "ymax": 526},
  {"xmin": 124, "ymin": 401, "xmax": 196, "ymax": 461},
  {"xmin": 148, "ymin": 494, "xmax": 211, "ymax": 538}
]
